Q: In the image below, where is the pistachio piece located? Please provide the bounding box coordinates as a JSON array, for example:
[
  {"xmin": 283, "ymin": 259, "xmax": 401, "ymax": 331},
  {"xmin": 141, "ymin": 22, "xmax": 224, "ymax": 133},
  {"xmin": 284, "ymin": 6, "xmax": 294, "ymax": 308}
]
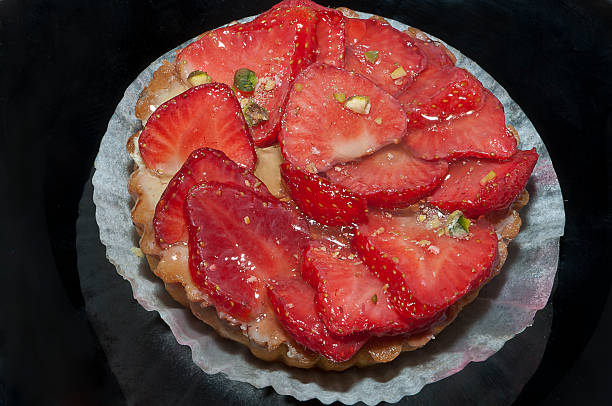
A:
[
  {"xmin": 344, "ymin": 95, "xmax": 371, "ymax": 114},
  {"xmin": 241, "ymin": 100, "xmax": 269, "ymax": 127},
  {"xmin": 187, "ymin": 70, "xmax": 212, "ymax": 86},
  {"xmin": 264, "ymin": 78, "xmax": 276, "ymax": 91},
  {"xmin": 333, "ymin": 92, "xmax": 346, "ymax": 103},
  {"xmin": 364, "ymin": 50, "xmax": 379, "ymax": 63},
  {"xmin": 390, "ymin": 66, "xmax": 407, "ymax": 79},
  {"xmin": 371, "ymin": 294, "xmax": 378, "ymax": 304},
  {"xmin": 233, "ymin": 68, "xmax": 258, "ymax": 92},
  {"xmin": 479, "ymin": 170, "xmax": 497, "ymax": 186},
  {"xmin": 445, "ymin": 210, "xmax": 471, "ymax": 237}
]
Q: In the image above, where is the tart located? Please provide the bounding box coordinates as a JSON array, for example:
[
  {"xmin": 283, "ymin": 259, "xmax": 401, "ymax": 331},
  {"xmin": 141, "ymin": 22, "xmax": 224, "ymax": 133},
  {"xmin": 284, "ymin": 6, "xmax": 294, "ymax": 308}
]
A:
[{"xmin": 126, "ymin": 0, "xmax": 538, "ymax": 370}]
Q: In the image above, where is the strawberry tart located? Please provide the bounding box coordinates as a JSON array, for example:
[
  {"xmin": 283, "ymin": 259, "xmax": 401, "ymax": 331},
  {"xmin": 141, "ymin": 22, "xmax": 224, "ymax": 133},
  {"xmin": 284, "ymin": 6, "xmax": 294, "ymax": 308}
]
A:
[{"xmin": 126, "ymin": 0, "xmax": 538, "ymax": 370}]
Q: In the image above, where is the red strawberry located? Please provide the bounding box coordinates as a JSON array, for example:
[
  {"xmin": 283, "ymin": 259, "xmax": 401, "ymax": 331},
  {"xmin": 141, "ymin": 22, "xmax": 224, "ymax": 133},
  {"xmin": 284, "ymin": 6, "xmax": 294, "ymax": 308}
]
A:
[
  {"xmin": 428, "ymin": 148, "xmax": 539, "ymax": 218},
  {"xmin": 138, "ymin": 83, "xmax": 256, "ymax": 175},
  {"xmin": 404, "ymin": 90, "xmax": 517, "ymax": 161},
  {"xmin": 344, "ymin": 18, "xmax": 425, "ymax": 96},
  {"xmin": 272, "ymin": 0, "xmax": 346, "ymax": 66},
  {"xmin": 185, "ymin": 182, "xmax": 310, "ymax": 321},
  {"xmin": 397, "ymin": 66, "xmax": 486, "ymax": 128},
  {"xmin": 302, "ymin": 240, "xmax": 415, "ymax": 336},
  {"xmin": 280, "ymin": 63, "xmax": 407, "ymax": 172},
  {"xmin": 326, "ymin": 144, "xmax": 448, "ymax": 209},
  {"xmin": 176, "ymin": 6, "xmax": 318, "ymax": 146},
  {"xmin": 408, "ymin": 29, "xmax": 455, "ymax": 71},
  {"xmin": 267, "ymin": 279, "xmax": 369, "ymax": 362},
  {"xmin": 280, "ymin": 163, "xmax": 367, "ymax": 226},
  {"xmin": 353, "ymin": 208, "xmax": 497, "ymax": 321},
  {"xmin": 153, "ymin": 148, "xmax": 271, "ymax": 249}
]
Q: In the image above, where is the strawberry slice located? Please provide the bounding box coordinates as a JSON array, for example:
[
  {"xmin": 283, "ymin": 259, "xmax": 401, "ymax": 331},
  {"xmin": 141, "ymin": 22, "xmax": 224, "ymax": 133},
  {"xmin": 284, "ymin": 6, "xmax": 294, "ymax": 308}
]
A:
[
  {"xmin": 176, "ymin": 5, "xmax": 318, "ymax": 146},
  {"xmin": 280, "ymin": 163, "xmax": 367, "ymax": 226},
  {"xmin": 185, "ymin": 182, "xmax": 310, "ymax": 321},
  {"xmin": 302, "ymin": 240, "xmax": 415, "ymax": 336},
  {"xmin": 153, "ymin": 148, "xmax": 271, "ymax": 249},
  {"xmin": 138, "ymin": 83, "xmax": 256, "ymax": 176},
  {"xmin": 272, "ymin": 0, "xmax": 346, "ymax": 66},
  {"xmin": 429, "ymin": 148, "xmax": 539, "ymax": 218},
  {"xmin": 267, "ymin": 279, "xmax": 369, "ymax": 362},
  {"xmin": 353, "ymin": 208, "xmax": 497, "ymax": 321},
  {"xmin": 407, "ymin": 29, "xmax": 455, "ymax": 71},
  {"xmin": 344, "ymin": 18, "xmax": 425, "ymax": 96},
  {"xmin": 404, "ymin": 90, "xmax": 517, "ymax": 161},
  {"xmin": 326, "ymin": 144, "xmax": 448, "ymax": 208},
  {"xmin": 280, "ymin": 63, "xmax": 407, "ymax": 172},
  {"xmin": 397, "ymin": 66, "xmax": 486, "ymax": 128}
]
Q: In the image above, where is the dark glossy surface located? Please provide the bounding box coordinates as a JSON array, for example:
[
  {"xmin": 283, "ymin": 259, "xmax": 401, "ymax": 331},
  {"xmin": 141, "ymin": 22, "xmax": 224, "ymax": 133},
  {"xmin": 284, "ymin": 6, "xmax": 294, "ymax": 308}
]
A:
[{"xmin": 3, "ymin": 0, "xmax": 612, "ymax": 405}]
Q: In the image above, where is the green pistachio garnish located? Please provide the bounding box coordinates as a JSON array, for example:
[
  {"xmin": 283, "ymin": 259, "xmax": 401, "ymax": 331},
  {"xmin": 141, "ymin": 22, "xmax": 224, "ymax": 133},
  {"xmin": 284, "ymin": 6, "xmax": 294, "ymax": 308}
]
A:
[
  {"xmin": 241, "ymin": 100, "xmax": 269, "ymax": 127},
  {"xmin": 345, "ymin": 95, "xmax": 371, "ymax": 114},
  {"xmin": 446, "ymin": 210, "xmax": 471, "ymax": 237},
  {"xmin": 371, "ymin": 294, "xmax": 378, "ymax": 304},
  {"xmin": 364, "ymin": 50, "xmax": 379, "ymax": 63},
  {"xmin": 479, "ymin": 170, "xmax": 497, "ymax": 186},
  {"xmin": 233, "ymin": 68, "xmax": 258, "ymax": 92},
  {"xmin": 390, "ymin": 66, "xmax": 407, "ymax": 79},
  {"xmin": 187, "ymin": 70, "xmax": 212, "ymax": 86},
  {"xmin": 333, "ymin": 92, "xmax": 346, "ymax": 103}
]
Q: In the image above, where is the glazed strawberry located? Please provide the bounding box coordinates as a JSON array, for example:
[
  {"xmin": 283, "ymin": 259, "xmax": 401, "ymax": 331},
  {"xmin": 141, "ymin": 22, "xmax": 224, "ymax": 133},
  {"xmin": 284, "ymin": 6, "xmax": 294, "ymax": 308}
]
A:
[
  {"xmin": 176, "ymin": 5, "xmax": 318, "ymax": 146},
  {"xmin": 353, "ymin": 208, "xmax": 497, "ymax": 321},
  {"xmin": 138, "ymin": 83, "xmax": 256, "ymax": 175},
  {"xmin": 280, "ymin": 63, "xmax": 407, "ymax": 172},
  {"xmin": 429, "ymin": 148, "xmax": 538, "ymax": 218},
  {"xmin": 302, "ymin": 241, "xmax": 414, "ymax": 336},
  {"xmin": 326, "ymin": 144, "xmax": 448, "ymax": 209},
  {"xmin": 272, "ymin": 0, "xmax": 346, "ymax": 66},
  {"xmin": 267, "ymin": 279, "xmax": 369, "ymax": 362},
  {"xmin": 280, "ymin": 163, "xmax": 367, "ymax": 226},
  {"xmin": 153, "ymin": 148, "xmax": 271, "ymax": 249},
  {"xmin": 404, "ymin": 90, "xmax": 517, "ymax": 161},
  {"xmin": 344, "ymin": 18, "xmax": 425, "ymax": 96},
  {"xmin": 185, "ymin": 182, "xmax": 310, "ymax": 321},
  {"xmin": 397, "ymin": 67, "xmax": 485, "ymax": 128}
]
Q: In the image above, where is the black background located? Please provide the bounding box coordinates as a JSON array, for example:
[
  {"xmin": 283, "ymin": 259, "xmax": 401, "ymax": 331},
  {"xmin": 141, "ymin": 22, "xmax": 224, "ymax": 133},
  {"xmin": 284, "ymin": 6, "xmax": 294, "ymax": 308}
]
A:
[{"xmin": 2, "ymin": 0, "xmax": 612, "ymax": 405}]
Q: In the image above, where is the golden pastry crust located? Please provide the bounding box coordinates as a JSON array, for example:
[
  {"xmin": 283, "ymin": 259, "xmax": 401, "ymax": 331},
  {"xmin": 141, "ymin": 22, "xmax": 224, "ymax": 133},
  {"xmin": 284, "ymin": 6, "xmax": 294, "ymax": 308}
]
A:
[{"xmin": 126, "ymin": 10, "xmax": 529, "ymax": 370}]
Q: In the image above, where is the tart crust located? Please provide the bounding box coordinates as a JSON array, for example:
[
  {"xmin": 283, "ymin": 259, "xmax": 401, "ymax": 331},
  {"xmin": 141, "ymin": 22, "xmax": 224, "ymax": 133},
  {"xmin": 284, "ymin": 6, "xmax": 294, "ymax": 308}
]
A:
[{"xmin": 126, "ymin": 9, "xmax": 529, "ymax": 371}]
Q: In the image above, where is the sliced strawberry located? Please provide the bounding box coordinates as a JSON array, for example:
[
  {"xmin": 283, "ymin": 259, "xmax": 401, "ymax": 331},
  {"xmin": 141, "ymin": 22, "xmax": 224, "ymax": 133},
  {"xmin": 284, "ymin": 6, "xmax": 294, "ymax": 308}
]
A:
[
  {"xmin": 153, "ymin": 148, "xmax": 271, "ymax": 249},
  {"xmin": 408, "ymin": 30, "xmax": 455, "ymax": 71},
  {"xmin": 138, "ymin": 83, "xmax": 256, "ymax": 175},
  {"xmin": 397, "ymin": 66, "xmax": 486, "ymax": 128},
  {"xmin": 303, "ymin": 240, "xmax": 415, "ymax": 336},
  {"xmin": 176, "ymin": 6, "xmax": 318, "ymax": 146},
  {"xmin": 280, "ymin": 163, "xmax": 367, "ymax": 226},
  {"xmin": 272, "ymin": 0, "xmax": 346, "ymax": 66},
  {"xmin": 267, "ymin": 279, "xmax": 369, "ymax": 362},
  {"xmin": 326, "ymin": 144, "xmax": 448, "ymax": 208},
  {"xmin": 185, "ymin": 182, "xmax": 310, "ymax": 321},
  {"xmin": 404, "ymin": 90, "xmax": 517, "ymax": 161},
  {"xmin": 280, "ymin": 63, "xmax": 407, "ymax": 172},
  {"xmin": 429, "ymin": 148, "xmax": 538, "ymax": 218},
  {"xmin": 344, "ymin": 18, "xmax": 425, "ymax": 96},
  {"xmin": 353, "ymin": 208, "xmax": 497, "ymax": 321}
]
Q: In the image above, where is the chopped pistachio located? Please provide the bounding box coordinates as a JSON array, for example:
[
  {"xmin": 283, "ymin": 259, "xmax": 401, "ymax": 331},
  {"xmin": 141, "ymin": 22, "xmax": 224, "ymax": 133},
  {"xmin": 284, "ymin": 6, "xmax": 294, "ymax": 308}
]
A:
[
  {"xmin": 371, "ymin": 294, "xmax": 378, "ymax": 304},
  {"xmin": 390, "ymin": 66, "xmax": 407, "ymax": 79},
  {"xmin": 233, "ymin": 68, "xmax": 258, "ymax": 92},
  {"xmin": 241, "ymin": 100, "xmax": 269, "ymax": 127},
  {"xmin": 264, "ymin": 78, "xmax": 276, "ymax": 91},
  {"xmin": 479, "ymin": 170, "xmax": 497, "ymax": 186},
  {"xmin": 446, "ymin": 210, "xmax": 471, "ymax": 237},
  {"xmin": 345, "ymin": 95, "xmax": 371, "ymax": 114},
  {"xmin": 187, "ymin": 70, "xmax": 212, "ymax": 86},
  {"xmin": 364, "ymin": 50, "xmax": 379, "ymax": 63},
  {"xmin": 333, "ymin": 92, "xmax": 346, "ymax": 103},
  {"xmin": 374, "ymin": 117, "xmax": 382, "ymax": 125},
  {"xmin": 295, "ymin": 83, "xmax": 304, "ymax": 91}
]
